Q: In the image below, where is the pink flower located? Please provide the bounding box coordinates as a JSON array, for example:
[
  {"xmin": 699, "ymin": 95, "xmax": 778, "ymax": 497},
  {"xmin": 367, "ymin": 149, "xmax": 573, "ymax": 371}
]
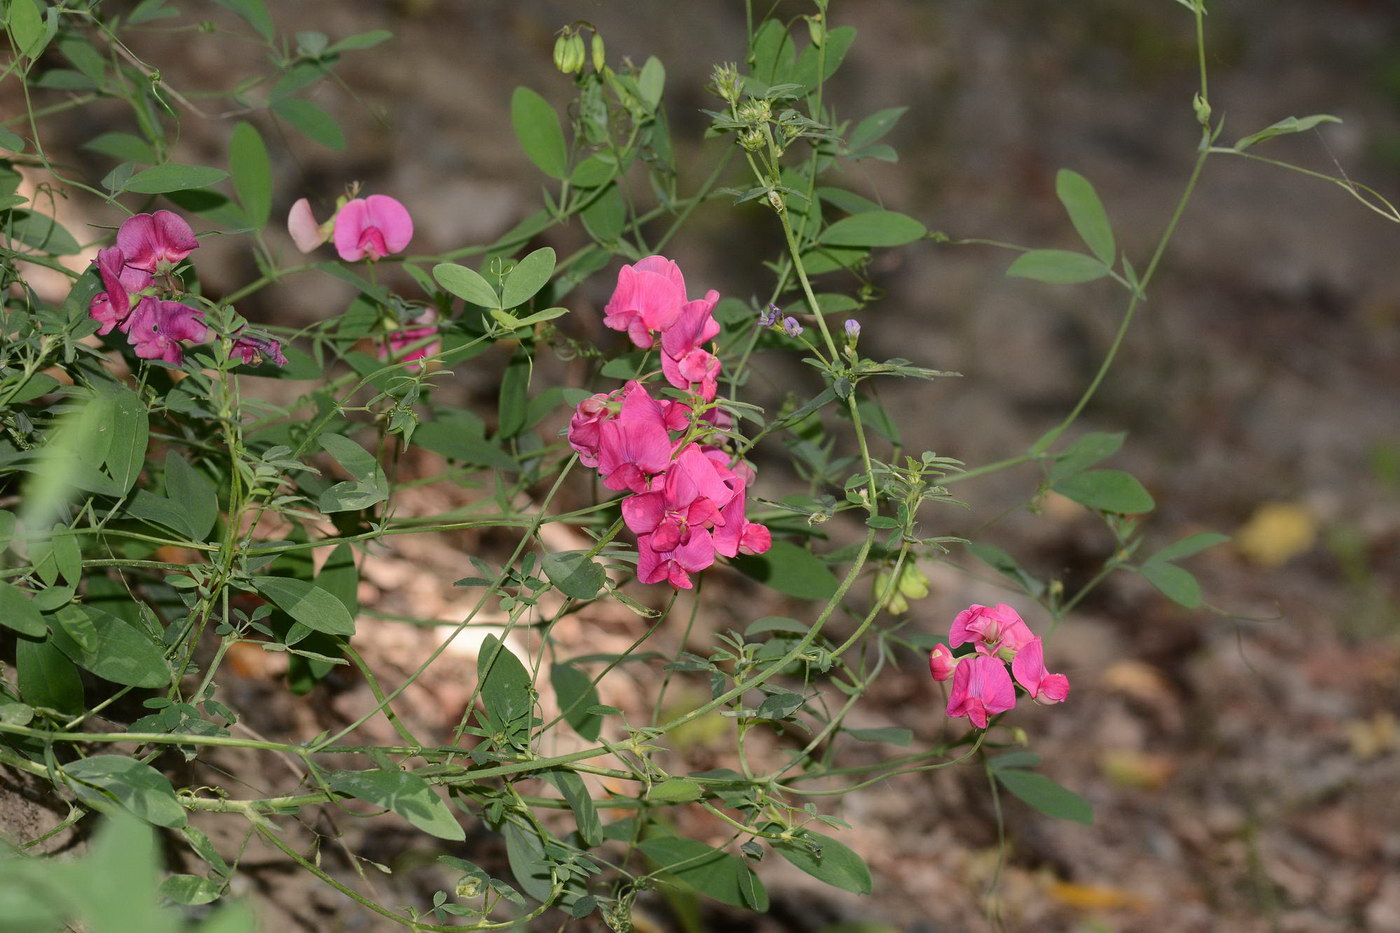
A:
[
  {"xmin": 1010, "ymin": 637, "xmax": 1070, "ymax": 704},
  {"xmin": 377, "ymin": 308, "xmax": 440, "ymax": 370},
  {"xmin": 122, "ymin": 299, "xmax": 208, "ymax": 364},
  {"xmin": 595, "ymin": 382, "xmax": 675, "ymax": 493},
  {"xmin": 928, "ymin": 644, "xmax": 958, "ymax": 682},
  {"xmin": 660, "ymin": 292, "xmax": 722, "ymax": 401},
  {"xmin": 568, "ymin": 390, "xmax": 622, "ymax": 467},
  {"xmin": 87, "ymin": 246, "xmax": 152, "ymax": 335},
  {"xmin": 116, "ymin": 211, "xmax": 199, "ymax": 272},
  {"xmin": 622, "ymin": 444, "xmax": 734, "ymax": 551},
  {"xmin": 333, "ymin": 194, "xmax": 413, "ymax": 262},
  {"xmin": 602, "ymin": 256, "xmax": 688, "ymax": 349},
  {"xmin": 287, "ymin": 197, "xmax": 328, "ymax": 253},
  {"xmin": 230, "ymin": 331, "xmax": 287, "ymax": 367},
  {"xmin": 637, "ymin": 528, "xmax": 717, "ymax": 589},
  {"xmin": 946, "ymin": 655, "xmax": 1017, "ymax": 729},
  {"xmin": 709, "ymin": 472, "xmax": 771, "ymax": 558},
  {"xmin": 949, "ymin": 603, "xmax": 1037, "ymax": 658}
]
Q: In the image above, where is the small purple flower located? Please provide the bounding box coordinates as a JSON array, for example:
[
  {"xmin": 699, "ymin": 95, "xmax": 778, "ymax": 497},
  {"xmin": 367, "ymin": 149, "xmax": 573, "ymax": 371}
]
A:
[
  {"xmin": 845, "ymin": 318, "xmax": 861, "ymax": 340},
  {"xmin": 758, "ymin": 303, "xmax": 780, "ymax": 327},
  {"xmin": 231, "ymin": 330, "xmax": 288, "ymax": 367},
  {"xmin": 782, "ymin": 316, "xmax": 803, "ymax": 338}
]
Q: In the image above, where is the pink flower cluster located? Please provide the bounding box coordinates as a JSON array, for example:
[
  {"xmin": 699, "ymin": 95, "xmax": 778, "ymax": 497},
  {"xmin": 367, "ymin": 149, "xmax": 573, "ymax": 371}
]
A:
[
  {"xmin": 88, "ymin": 211, "xmax": 283, "ymax": 367},
  {"xmin": 930, "ymin": 603, "xmax": 1069, "ymax": 728},
  {"xmin": 569, "ymin": 256, "xmax": 772, "ymax": 589}
]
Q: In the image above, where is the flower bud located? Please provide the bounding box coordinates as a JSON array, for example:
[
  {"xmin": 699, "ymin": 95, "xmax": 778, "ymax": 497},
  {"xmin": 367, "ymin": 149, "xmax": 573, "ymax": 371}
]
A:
[
  {"xmin": 1193, "ymin": 92, "xmax": 1211, "ymax": 126},
  {"xmin": 767, "ymin": 190, "xmax": 786, "ymax": 213},
  {"xmin": 897, "ymin": 563, "xmax": 929, "ymax": 601},
  {"xmin": 553, "ymin": 30, "xmax": 583, "ymax": 74},
  {"xmin": 591, "ymin": 33, "xmax": 606, "ymax": 73},
  {"xmin": 875, "ymin": 567, "xmax": 908, "ymax": 614},
  {"xmin": 738, "ymin": 128, "xmax": 766, "ymax": 152},
  {"xmin": 710, "ymin": 63, "xmax": 743, "ymax": 104},
  {"xmin": 737, "ymin": 98, "xmax": 772, "ymax": 124},
  {"xmin": 844, "ymin": 318, "xmax": 860, "ymax": 342}
]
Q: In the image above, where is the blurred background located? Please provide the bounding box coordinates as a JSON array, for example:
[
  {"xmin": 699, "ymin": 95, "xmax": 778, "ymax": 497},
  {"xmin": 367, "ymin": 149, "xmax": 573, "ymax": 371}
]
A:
[{"xmin": 10, "ymin": 0, "xmax": 1400, "ymax": 929}]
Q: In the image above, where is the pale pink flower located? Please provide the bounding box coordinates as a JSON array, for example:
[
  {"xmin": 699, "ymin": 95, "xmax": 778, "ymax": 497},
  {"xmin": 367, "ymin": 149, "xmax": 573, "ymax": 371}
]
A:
[
  {"xmin": 946, "ymin": 655, "xmax": 1016, "ymax": 728},
  {"xmin": 1010, "ymin": 637, "xmax": 1070, "ymax": 704},
  {"xmin": 287, "ymin": 197, "xmax": 328, "ymax": 253},
  {"xmin": 333, "ymin": 194, "xmax": 413, "ymax": 262},
  {"xmin": 602, "ymin": 255, "xmax": 687, "ymax": 348},
  {"xmin": 116, "ymin": 210, "xmax": 199, "ymax": 272},
  {"xmin": 949, "ymin": 603, "xmax": 1037, "ymax": 658}
]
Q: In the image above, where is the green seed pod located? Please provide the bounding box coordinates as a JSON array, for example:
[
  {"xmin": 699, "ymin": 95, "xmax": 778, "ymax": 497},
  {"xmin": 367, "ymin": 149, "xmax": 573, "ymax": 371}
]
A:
[{"xmin": 591, "ymin": 33, "xmax": 606, "ymax": 73}]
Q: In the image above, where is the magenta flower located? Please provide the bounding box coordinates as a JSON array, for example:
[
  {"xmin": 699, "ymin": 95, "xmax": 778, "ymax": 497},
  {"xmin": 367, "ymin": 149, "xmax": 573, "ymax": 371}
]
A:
[
  {"xmin": 378, "ymin": 308, "xmax": 440, "ymax": 370},
  {"xmin": 709, "ymin": 472, "xmax": 771, "ymax": 559},
  {"xmin": 622, "ymin": 444, "xmax": 734, "ymax": 551},
  {"xmin": 87, "ymin": 246, "xmax": 152, "ymax": 335},
  {"xmin": 949, "ymin": 603, "xmax": 1036, "ymax": 658},
  {"xmin": 928, "ymin": 644, "xmax": 958, "ymax": 682},
  {"xmin": 1010, "ymin": 637, "xmax": 1070, "ymax": 704},
  {"xmin": 122, "ymin": 299, "xmax": 208, "ymax": 365},
  {"xmin": 230, "ymin": 331, "xmax": 287, "ymax": 367},
  {"xmin": 116, "ymin": 211, "xmax": 199, "ymax": 272},
  {"xmin": 287, "ymin": 197, "xmax": 329, "ymax": 253},
  {"xmin": 660, "ymin": 292, "xmax": 722, "ymax": 401},
  {"xmin": 333, "ymin": 194, "xmax": 413, "ymax": 262},
  {"xmin": 595, "ymin": 381, "xmax": 675, "ymax": 493},
  {"xmin": 602, "ymin": 255, "xmax": 688, "ymax": 349},
  {"xmin": 946, "ymin": 655, "xmax": 1017, "ymax": 729},
  {"xmin": 568, "ymin": 391, "xmax": 620, "ymax": 468},
  {"xmin": 637, "ymin": 528, "xmax": 717, "ymax": 589}
]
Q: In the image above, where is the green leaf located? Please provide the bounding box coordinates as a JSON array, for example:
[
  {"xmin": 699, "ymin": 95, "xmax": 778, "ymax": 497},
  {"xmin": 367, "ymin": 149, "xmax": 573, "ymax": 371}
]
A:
[
  {"xmin": 123, "ymin": 163, "xmax": 230, "ymax": 195},
  {"xmin": 638, "ymin": 56, "xmax": 665, "ymax": 109},
  {"xmin": 819, "ymin": 210, "xmax": 926, "ymax": 247},
  {"xmin": 845, "ymin": 726, "xmax": 912, "ymax": 746},
  {"xmin": 328, "ymin": 769, "xmax": 464, "ymax": 841},
  {"xmin": 1234, "ymin": 114, "xmax": 1341, "ymax": 152},
  {"xmin": 479, "ymin": 635, "xmax": 533, "ymax": 735},
  {"xmin": 541, "ymin": 550, "xmax": 604, "ymax": 601},
  {"xmin": 0, "ymin": 124, "xmax": 23, "ymax": 153},
  {"xmin": 97, "ymin": 381, "xmax": 150, "ymax": 496},
  {"xmin": 317, "ymin": 542, "xmax": 360, "ymax": 617},
  {"xmin": 771, "ymin": 830, "xmax": 872, "ymax": 895},
  {"xmin": 1055, "ymin": 169, "xmax": 1115, "ymax": 265},
  {"xmin": 164, "ymin": 451, "xmax": 218, "ymax": 542},
  {"xmin": 6, "ymin": 0, "xmax": 46, "ymax": 59},
  {"xmin": 1139, "ymin": 561, "xmax": 1202, "ymax": 608},
  {"xmin": 251, "ymin": 576, "xmax": 356, "ymax": 636},
  {"xmin": 160, "ymin": 874, "xmax": 224, "ymax": 906},
  {"xmin": 83, "ymin": 131, "xmax": 157, "ymax": 164},
  {"xmin": 271, "ymin": 98, "xmax": 345, "ymax": 150},
  {"xmin": 49, "ymin": 605, "xmax": 171, "ymax": 688},
  {"xmin": 987, "ymin": 751, "xmax": 1042, "ymax": 772},
  {"xmin": 639, "ymin": 836, "xmax": 768, "ymax": 910},
  {"xmin": 16, "ymin": 635, "xmax": 83, "ymax": 714},
  {"xmin": 324, "ymin": 30, "xmax": 393, "ymax": 55},
  {"xmin": 542, "ymin": 770, "xmax": 602, "ymax": 847},
  {"xmin": 65, "ymin": 755, "xmax": 187, "ymax": 828},
  {"xmin": 503, "ymin": 821, "xmax": 554, "ymax": 902},
  {"xmin": 0, "ymin": 582, "xmax": 46, "ymax": 637},
  {"xmin": 649, "ymin": 777, "xmax": 704, "ymax": 803},
  {"xmin": 995, "ymin": 769, "xmax": 1093, "ymax": 825},
  {"xmin": 433, "ymin": 262, "xmax": 498, "ymax": 308},
  {"xmin": 966, "ymin": 542, "xmax": 1045, "ymax": 597},
  {"xmin": 211, "ymin": 0, "xmax": 273, "ymax": 40},
  {"xmin": 1147, "ymin": 531, "xmax": 1229, "ymax": 564},
  {"xmin": 1048, "ymin": 431, "xmax": 1126, "ymax": 483},
  {"xmin": 501, "ymin": 247, "xmax": 556, "ymax": 309},
  {"xmin": 317, "ymin": 433, "xmax": 388, "ymax": 513},
  {"xmin": 510, "ymin": 87, "xmax": 568, "ymax": 180},
  {"xmin": 847, "ymin": 106, "xmax": 907, "ymax": 152},
  {"xmin": 580, "ymin": 184, "xmax": 625, "ymax": 243},
  {"xmin": 549, "ymin": 663, "xmax": 601, "ymax": 741},
  {"xmin": 228, "ymin": 122, "xmax": 271, "ymax": 229},
  {"xmin": 733, "ymin": 540, "xmax": 839, "ymax": 600},
  {"xmin": 497, "ymin": 349, "xmax": 531, "ymax": 439},
  {"xmin": 1006, "ymin": 249, "xmax": 1109, "ymax": 284},
  {"xmin": 3, "ymin": 210, "xmax": 81, "ymax": 254},
  {"xmin": 1052, "ymin": 469, "xmax": 1155, "ymax": 514}
]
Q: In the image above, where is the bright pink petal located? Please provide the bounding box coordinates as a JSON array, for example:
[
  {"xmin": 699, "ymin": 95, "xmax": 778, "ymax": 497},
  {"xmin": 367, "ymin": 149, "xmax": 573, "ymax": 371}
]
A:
[
  {"xmin": 1011, "ymin": 637, "xmax": 1069, "ymax": 704},
  {"xmin": 117, "ymin": 210, "xmax": 197, "ymax": 271},
  {"xmin": 621, "ymin": 491, "xmax": 666, "ymax": 536},
  {"xmin": 947, "ymin": 656, "xmax": 1015, "ymax": 728},
  {"xmin": 333, "ymin": 199, "xmax": 370, "ymax": 261},
  {"xmin": 362, "ymin": 194, "xmax": 413, "ymax": 254},
  {"xmin": 929, "ymin": 644, "xmax": 958, "ymax": 682},
  {"xmin": 603, "ymin": 258, "xmax": 688, "ymax": 347}
]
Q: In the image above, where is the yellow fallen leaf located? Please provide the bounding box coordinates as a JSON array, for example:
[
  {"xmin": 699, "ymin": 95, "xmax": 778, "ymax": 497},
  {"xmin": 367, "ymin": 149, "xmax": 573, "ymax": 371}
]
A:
[
  {"xmin": 1346, "ymin": 711, "xmax": 1398, "ymax": 759},
  {"xmin": 1235, "ymin": 502, "xmax": 1317, "ymax": 568},
  {"xmin": 1047, "ymin": 881, "xmax": 1148, "ymax": 912},
  {"xmin": 1099, "ymin": 749, "xmax": 1177, "ymax": 790},
  {"xmin": 1100, "ymin": 660, "xmax": 1173, "ymax": 704}
]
